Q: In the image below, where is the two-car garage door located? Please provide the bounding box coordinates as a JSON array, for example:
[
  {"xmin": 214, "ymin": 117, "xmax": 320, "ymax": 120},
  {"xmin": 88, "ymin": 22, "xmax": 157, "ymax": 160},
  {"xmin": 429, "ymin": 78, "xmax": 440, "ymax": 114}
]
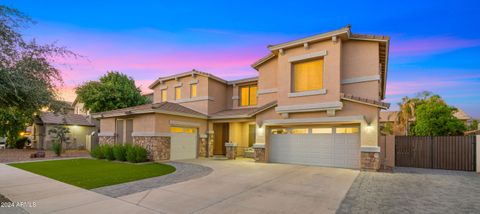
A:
[{"xmin": 269, "ymin": 126, "xmax": 360, "ymax": 169}]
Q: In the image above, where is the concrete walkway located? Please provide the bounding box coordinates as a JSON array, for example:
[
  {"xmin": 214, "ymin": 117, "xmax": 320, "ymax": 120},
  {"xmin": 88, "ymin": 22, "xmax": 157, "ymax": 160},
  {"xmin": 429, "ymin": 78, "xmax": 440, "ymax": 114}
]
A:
[
  {"xmin": 0, "ymin": 163, "xmax": 157, "ymax": 214},
  {"xmin": 92, "ymin": 161, "xmax": 213, "ymax": 198}
]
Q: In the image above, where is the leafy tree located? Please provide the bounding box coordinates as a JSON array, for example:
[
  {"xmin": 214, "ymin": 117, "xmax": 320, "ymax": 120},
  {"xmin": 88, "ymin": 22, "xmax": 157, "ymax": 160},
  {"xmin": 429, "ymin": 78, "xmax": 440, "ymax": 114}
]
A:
[
  {"xmin": 395, "ymin": 91, "xmax": 433, "ymax": 135},
  {"xmin": 0, "ymin": 107, "xmax": 31, "ymax": 148},
  {"xmin": 48, "ymin": 126, "xmax": 70, "ymax": 155},
  {"xmin": 76, "ymin": 71, "xmax": 150, "ymax": 113},
  {"xmin": 0, "ymin": 5, "xmax": 75, "ymax": 146},
  {"xmin": 410, "ymin": 95, "xmax": 466, "ymax": 136},
  {"xmin": 468, "ymin": 120, "xmax": 478, "ymax": 131}
]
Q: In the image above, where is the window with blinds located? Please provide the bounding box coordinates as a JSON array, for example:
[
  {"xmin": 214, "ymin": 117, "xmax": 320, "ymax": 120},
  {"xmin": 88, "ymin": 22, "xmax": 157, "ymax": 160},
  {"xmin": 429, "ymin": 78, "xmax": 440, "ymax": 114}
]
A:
[
  {"xmin": 240, "ymin": 85, "xmax": 257, "ymax": 106},
  {"xmin": 292, "ymin": 58, "xmax": 324, "ymax": 92},
  {"xmin": 161, "ymin": 89, "xmax": 167, "ymax": 102},
  {"xmin": 175, "ymin": 87, "xmax": 181, "ymax": 100},
  {"xmin": 190, "ymin": 84, "xmax": 197, "ymax": 98}
]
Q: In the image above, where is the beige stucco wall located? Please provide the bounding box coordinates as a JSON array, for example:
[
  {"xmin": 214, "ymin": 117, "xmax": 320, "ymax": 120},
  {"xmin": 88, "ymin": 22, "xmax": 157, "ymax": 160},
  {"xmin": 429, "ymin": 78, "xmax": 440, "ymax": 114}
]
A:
[
  {"xmin": 257, "ymin": 57, "xmax": 278, "ymax": 106},
  {"xmin": 100, "ymin": 118, "xmax": 116, "ymax": 133},
  {"xmin": 341, "ymin": 40, "xmax": 380, "ymax": 78},
  {"xmin": 152, "ymin": 75, "xmax": 209, "ymax": 103},
  {"xmin": 276, "ymin": 39, "xmax": 342, "ymax": 107},
  {"xmin": 154, "ymin": 114, "xmax": 208, "ymax": 134},
  {"xmin": 340, "ymin": 40, "xmax": 381, "ymax": 100},
  {"xmin": 207, "ymin": 78, "xmax": 228, "ymax": 114},
  {"xmin": 133, "ymin": 114, "xmax": 156, "ymax": 132},
  {"xmin": 254, "ymin": 100, "xmax": 379, "ymax": 148}
]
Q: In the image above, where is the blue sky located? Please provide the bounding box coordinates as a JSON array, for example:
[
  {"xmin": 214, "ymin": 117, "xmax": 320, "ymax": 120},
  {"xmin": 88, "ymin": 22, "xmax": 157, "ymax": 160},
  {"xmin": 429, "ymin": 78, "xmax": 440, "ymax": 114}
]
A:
[{"xmin": 4, "ymin": 0, "xmax": 480, "ymax": 118}]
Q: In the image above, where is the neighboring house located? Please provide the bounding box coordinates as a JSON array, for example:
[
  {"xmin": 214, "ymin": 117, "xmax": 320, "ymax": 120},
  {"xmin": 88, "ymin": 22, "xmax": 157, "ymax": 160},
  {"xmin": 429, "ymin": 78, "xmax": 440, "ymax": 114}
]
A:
[
  {"xmin": 380, "ymin": 109, "xmax": 474, "ymax": 135},
  {"xmin": 143, "ymin": 92, "xmax": 154, "ymax": 102},
  {"xmin": 92, "ymin": 26, "xmax": 390, "ymax": 170},
  {"xmin": 72, "ymin": 98, "xmax": 90, "ymax": 115},
  {"xmin": 32, "ymin": 112, "xmax": 96, "ymax": 150}
]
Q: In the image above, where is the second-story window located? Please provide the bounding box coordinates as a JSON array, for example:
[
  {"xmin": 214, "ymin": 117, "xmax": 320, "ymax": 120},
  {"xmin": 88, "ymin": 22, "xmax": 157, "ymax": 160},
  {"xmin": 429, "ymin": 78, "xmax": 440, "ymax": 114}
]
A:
[
  {"xmin": 175, "ymin": 87, "xmax": 181, "ymax": 100},
  {"xmin": 240, "ymin": 85, "xmax": 257, "ymax": 106},
  {"xmin": 292, "ymin": 58, "xmax": 324, "ymax": 92},
  {"xmin": 190, "ymin": 84, "xmax": 197, "ymax": 98},
  {"xmin": 161, "ymin": 89, "xmax": 167, "ymax": 102}
]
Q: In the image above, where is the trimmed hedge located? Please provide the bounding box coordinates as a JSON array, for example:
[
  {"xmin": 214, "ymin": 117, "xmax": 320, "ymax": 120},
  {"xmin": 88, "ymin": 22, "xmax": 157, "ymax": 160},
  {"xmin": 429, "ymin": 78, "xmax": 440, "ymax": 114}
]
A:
[
  {"xmin": 91, "ymin": 144, "xmax": 148, "ymax": 163},
  {"xmin": 113, "ymin": 144, "xmax": 127, "ymax": 161}
]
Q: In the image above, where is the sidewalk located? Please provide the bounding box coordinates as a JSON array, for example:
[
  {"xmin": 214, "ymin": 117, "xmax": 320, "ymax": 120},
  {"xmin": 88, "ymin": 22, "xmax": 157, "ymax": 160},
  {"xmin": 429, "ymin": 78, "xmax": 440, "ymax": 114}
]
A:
[{"xmin": 0, "ymin": 163, "xmax": 158, "ymax": 214}]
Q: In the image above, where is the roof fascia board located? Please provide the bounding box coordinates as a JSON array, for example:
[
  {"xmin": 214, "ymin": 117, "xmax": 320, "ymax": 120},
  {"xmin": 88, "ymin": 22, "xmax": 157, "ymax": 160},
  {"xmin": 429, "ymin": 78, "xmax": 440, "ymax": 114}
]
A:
[{"xmin": 268, "ymin": 28, "xmax": 349, "ymax": 51}]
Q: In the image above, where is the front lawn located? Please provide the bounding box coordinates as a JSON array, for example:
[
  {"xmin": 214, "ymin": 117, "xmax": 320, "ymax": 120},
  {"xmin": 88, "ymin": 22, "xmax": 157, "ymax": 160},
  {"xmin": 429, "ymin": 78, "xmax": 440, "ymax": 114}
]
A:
[{"xmin": 9, "ymin": 158, "xmax": 176, "ymax": 189}]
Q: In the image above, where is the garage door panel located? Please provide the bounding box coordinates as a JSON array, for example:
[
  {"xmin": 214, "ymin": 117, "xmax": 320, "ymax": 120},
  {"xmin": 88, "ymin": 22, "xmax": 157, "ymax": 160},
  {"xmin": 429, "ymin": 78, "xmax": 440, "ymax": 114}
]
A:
[
  {"xmin": 170, "ymin": 128, "xmax": 197, "ymax": 161},
  {"xmin": 269, "ymin": 127, "xmax": 360, "ymax": 169}
]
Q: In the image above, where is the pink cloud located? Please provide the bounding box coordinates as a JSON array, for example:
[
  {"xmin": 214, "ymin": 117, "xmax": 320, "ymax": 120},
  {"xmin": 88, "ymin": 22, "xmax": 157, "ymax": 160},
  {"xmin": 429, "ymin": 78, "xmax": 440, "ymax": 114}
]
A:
[{"xmin": 390, "ymin": 37, "xmax": 480, "ymax": 56}]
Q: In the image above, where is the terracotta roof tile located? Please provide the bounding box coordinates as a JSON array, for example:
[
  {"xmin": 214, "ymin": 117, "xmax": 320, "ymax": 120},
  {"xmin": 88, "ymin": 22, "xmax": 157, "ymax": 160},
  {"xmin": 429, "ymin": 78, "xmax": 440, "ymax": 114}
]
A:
[
  {"xmin": 341, "ymin": 93, "xmax": 390, "ymax": 109},
  {"xmin": 209, "ymin": 101, "xmax": 277, "ymax": 119},
  {"xmin": 351, "ymin": 33, "xmax": 390, "ymax": 40},
  {"xmin": 93, "ymin": 102, "xmax": 206, "ymax": 118}
]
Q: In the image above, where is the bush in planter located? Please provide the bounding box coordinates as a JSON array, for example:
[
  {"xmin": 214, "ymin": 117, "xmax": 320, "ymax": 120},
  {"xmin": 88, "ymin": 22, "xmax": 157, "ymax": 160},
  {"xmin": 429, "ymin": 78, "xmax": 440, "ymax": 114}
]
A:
[
  {"xmin": 52, "ymin": 141, "xmax": 62, "ymax": 156},
  {"xmin": 15, "ymin": 137, "xmax": 28, "ymax": 149},
  {"xmin": 113, "ymin": 144, "xmax": 127, "ymax": 161},
  {"xmin": 102, "ymin": 145, "xmax": 115, "ymax": 160}
]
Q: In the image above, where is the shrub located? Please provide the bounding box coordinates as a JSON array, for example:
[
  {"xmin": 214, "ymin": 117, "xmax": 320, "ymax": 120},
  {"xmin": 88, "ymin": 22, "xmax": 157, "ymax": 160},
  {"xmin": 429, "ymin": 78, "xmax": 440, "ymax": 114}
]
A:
[
  {"xmin": 135, "ymin": 146, "xmax": 148, "ymax": 163},
  {"xmin": 90, "ymin": 147, "xmax": 102, "ymax": 159},
  {"xmin": 126, "ymin": 145, "xmax": 136, "ymax": 163},
  {"xmin": 113, "ymin": 144, "xmax": 127, "ymax": 161},
  {"xmin": 97, "ymin": 146, "xmax": 106, "ymax": 159},
  {"xmin": 103, "ymin": 145, "xmax": 115, "ymax": 160},
  {"xmin": 52, "ymin": 142, "xmax": 61, "ymax": 156},
  {"xmin": 15, "ymin": 137, "xmax": 28, "ymax": 149}
]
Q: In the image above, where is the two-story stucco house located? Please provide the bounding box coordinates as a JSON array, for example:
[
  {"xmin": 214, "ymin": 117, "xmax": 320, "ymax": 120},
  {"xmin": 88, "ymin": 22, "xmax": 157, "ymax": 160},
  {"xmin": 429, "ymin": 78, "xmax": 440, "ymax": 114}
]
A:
[{"xmin": 93, "ymin": 26, "xmax": 390, "ymax": 170}]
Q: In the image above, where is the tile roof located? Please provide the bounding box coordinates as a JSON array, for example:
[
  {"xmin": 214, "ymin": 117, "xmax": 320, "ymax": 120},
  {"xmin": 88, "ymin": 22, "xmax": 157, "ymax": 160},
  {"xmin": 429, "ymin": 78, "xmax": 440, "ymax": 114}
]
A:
[
  {"xmin": 209, "ymin": 101, "xmax": 277, "ymax": 119},
  {"xmin": 351, "ymin": 33, "xmax": 390, "ymax": 40},
  {"xmin": 93, "ymin": 102, "xmax": 207, "ymax": 118},
  {"xmin": 341, "ymin": 93, "xmax": 390, "ymax": 109},
  {"xmin": 37, "ymin": 112, "xmax": 95, "ymax": 126}
]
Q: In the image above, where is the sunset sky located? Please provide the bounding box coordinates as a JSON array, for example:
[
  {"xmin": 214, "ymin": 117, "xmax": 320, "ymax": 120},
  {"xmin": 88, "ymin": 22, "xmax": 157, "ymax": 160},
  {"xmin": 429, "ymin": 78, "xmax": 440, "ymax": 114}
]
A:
[{"xmin": 4, "ymin": 0, "xmax": 480, "ymax": 118}]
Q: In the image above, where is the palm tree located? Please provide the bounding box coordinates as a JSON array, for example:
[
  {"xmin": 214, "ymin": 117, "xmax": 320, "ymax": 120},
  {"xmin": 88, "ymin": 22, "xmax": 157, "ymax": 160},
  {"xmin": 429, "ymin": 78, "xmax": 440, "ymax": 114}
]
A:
[{"xmin": 396, "ymin": 96, "xmax": 417, "ymax": 135}]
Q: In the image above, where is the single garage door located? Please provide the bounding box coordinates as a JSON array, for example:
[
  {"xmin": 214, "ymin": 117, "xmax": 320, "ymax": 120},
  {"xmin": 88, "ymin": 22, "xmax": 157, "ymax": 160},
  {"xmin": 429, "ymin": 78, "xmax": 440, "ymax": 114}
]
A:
[
  {"xmin": 170, "ymin": 127, "xmax": 197, "ymax": 160},
  {"xmin": 269, "ymin": 127, "xmax": 360, "ymax": 168}
]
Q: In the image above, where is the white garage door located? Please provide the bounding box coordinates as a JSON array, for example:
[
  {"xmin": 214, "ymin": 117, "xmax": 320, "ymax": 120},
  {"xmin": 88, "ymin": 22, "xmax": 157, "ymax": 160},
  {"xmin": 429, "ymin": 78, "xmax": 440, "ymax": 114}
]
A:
[
  {"xmin": 170, "ymin": 127, "xmax": 197, "ymax": 160},
  {"xmin": 269, "ymin": 127, "xmax": 360, "ymax": 168}
]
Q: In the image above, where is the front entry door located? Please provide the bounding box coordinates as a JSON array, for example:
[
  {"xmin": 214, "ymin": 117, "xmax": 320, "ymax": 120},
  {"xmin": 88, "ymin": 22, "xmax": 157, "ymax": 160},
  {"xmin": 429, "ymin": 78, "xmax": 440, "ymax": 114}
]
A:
[{"xmin": 213, "ymin": 123, "xmax": 229, "ymax": 155}]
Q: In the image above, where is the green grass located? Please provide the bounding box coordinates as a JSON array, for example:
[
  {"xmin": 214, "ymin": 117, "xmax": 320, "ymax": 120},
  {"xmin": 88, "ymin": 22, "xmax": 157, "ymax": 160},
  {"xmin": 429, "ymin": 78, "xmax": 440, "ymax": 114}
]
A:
[{"xmin": 9, "ymin": 158, "xmax": 176, "ymax": 189}]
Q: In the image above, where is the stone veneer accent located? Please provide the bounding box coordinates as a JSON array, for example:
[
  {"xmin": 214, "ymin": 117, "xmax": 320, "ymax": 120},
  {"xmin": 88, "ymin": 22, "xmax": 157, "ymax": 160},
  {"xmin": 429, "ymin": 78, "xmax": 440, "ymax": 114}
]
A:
[
  {"xmin": 225, "ymin": 143, "xmax": 237, "ymax": 159},
  {"xmin": 198, "ymin": 137, "xmax": 208, "ymax": 157},
  {"xmin": 253, "ymin": 147, "xmax": 266, "ymax": 162},
  {"xmin": 207, "ymin": 132, "xmax": 214, "ymax": 157},
  {"xmin": 133, "ymin": 136, "xmax": 171, "ymax": 161},
  {"xmin": 99, "ymin": 136, "xmax": 115, "ymax": 145},
  {"xmin": 361, "ymin": 151, "xmax": 380, "ymax": 171}
]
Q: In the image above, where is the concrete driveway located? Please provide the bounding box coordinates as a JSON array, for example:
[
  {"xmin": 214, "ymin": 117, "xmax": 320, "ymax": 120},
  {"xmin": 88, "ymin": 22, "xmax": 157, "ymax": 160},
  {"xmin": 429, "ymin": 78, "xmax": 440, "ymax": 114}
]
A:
[
  {"xmin": 0, "ymin": 159, "xmax": 358, "ymax": 214},
  {"xmin": 119, "ymin": 158, "xmax": 359, "ymax": 214}
]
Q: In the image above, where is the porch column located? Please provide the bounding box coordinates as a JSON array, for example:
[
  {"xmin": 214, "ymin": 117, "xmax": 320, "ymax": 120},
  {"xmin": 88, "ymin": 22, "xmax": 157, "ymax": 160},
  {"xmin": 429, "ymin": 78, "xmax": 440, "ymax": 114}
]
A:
[
  {"xmin": 360, "ymin": 118, "xmax": 381, "ymax": 171},
  {"xmin": 225, "ymin": 143, "xmax": 237, "ymax": 159},
  {"xmin": 253, "ymin": 124, "xmax": 267, "ymax": 162}
]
